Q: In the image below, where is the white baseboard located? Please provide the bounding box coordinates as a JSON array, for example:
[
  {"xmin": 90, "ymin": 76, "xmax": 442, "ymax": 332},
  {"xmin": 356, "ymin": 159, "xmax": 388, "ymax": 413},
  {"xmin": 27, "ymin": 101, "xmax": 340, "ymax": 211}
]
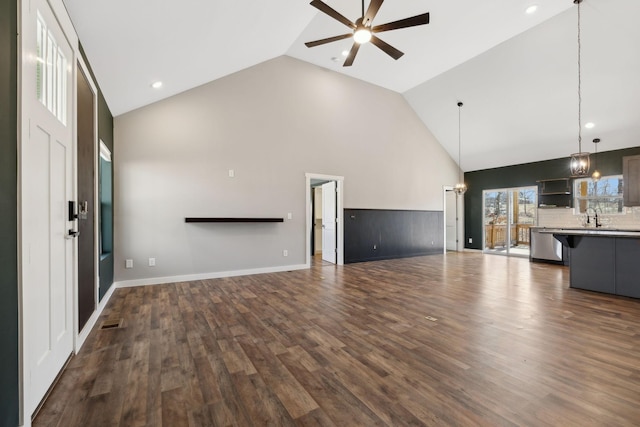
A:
[
  {"xmin": 75, "ymin": 282, "xmax": 117, "ymax": 352},
  {"xmin": 114, "ymin": 264, "xmax": 309, "ymax": 289}
]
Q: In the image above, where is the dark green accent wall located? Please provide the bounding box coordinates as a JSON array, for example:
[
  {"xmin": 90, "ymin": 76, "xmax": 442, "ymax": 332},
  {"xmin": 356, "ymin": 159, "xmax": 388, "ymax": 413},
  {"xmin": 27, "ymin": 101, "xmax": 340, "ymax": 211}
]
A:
[
  {"xmin": 344, "ymin": 209, "xmax": 444, "ymax": 263},
  {"xmin": 79, "ymin": 44, "xmax": 115, "ymax": 300},
  {"xmin": 464, "ymin": 147, "xmax": 640, "ymax": 250},
  {"xmin": 0, "ymin": 0, "xmax": 19, "ymax": 424}
]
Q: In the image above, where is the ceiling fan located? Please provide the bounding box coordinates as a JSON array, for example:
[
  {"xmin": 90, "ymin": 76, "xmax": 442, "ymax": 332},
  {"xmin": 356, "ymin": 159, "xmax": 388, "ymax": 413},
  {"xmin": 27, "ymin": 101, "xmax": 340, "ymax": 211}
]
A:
[{"xmin": 305, "ymin": 0, "xmax": 430, "ymax": 67}]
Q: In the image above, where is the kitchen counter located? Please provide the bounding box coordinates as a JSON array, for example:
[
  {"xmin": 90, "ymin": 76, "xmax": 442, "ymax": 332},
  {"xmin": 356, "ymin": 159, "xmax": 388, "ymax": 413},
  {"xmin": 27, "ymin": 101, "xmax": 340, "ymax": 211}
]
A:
[
  {"xmin": 538, "ymin": 227, "xmax": 640, "ymax": 238},
  {"xmin": 540, "ymin": 227, "xmax": 640, "ymax": 298}
]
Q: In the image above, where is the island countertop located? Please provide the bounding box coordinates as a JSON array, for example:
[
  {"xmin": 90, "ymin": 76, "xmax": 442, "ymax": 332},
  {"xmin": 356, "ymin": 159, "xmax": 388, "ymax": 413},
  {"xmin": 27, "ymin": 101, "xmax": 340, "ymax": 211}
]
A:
[{"xmin": 536, "ymin": 227, "xmax": 640, "ymax": 238}]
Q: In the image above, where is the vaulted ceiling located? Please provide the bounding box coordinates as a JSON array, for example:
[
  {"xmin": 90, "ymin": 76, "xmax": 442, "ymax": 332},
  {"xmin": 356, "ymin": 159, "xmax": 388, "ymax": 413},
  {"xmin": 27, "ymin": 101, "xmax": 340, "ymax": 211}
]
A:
[{"xmin": 64, "ymin": 0, "xmax": 640, "ymax": 171}]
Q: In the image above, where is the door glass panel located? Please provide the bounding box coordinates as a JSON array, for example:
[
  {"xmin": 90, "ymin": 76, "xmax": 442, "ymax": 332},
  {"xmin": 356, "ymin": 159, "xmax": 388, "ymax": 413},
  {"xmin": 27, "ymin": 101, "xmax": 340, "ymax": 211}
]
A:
[
  {"xmin": 483, "ymin": 187, "xmax": 536, "ymax": 257},
  {"xmin": 99, "ymin": 141, "xmax": 113, "ymax": 257},
  {"xmin": 36, "ymin": 11, "xmax": 68, "ymax": 125},
  {"xmin": 484, "ymin": 190, "xmax": 508, "ymax": 254}
]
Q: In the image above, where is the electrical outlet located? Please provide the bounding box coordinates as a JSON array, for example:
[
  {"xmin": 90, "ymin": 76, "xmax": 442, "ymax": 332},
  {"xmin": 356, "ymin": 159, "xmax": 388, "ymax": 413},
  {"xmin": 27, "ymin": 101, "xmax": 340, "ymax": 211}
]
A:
[
  {"xmin": 287, "ymin": 212, "xmax": 292, "ymax": 220},
  {"xmin": 373, "ymin": 244, "xmax": 377, "ymax": 250},
  {"xmin": 149, "ymin": 258, "xmax": 156, "ymax": 267},
  {"xmin": 283, "ymin": 249, "xmax": 288, "ymax": 257},
  {"xmin": 125, "ymin": 259, "xmax": 133, "ymax": 269},
  {"xmin": 468, "ymin": 238, "xmax": 473, "ymax": 244}
]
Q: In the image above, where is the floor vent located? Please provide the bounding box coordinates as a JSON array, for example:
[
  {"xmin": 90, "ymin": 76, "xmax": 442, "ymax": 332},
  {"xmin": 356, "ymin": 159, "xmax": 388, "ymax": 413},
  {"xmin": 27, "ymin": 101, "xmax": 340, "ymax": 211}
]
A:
[{"xmin": 100, "ymin": 319, "xmax": 123, "ymax": 330}]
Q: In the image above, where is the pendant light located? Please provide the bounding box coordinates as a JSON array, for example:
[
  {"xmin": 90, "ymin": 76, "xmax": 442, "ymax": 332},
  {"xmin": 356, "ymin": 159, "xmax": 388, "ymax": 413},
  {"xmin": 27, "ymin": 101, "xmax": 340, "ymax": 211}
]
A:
[
  {"xmin": 453, "ymin": 101, "xmax": 467, "ymax": 195},
  {"xmin": 591, "ymin": 138, "xmax": 601, "ymax": 181},
  {"xmin": 569, "ymin": 0, "xmax": 590, "ymax": 177}
]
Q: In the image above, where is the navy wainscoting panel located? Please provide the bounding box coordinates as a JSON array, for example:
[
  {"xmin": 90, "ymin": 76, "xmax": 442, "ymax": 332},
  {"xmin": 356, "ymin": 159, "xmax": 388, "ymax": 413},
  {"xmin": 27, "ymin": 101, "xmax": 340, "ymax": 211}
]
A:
[{"xmin": 344, "ymin": 209, "xmax": 444, "ymax": 263}]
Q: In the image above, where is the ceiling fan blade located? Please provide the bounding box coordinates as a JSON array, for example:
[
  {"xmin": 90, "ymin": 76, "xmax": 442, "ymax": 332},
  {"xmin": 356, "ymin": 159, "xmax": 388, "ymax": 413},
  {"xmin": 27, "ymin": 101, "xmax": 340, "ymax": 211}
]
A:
[
  {"xmin": 305, "ymin": 33, "xmax": 353, "ymax": 48},
  {"xmin": 310, "ymin": 0, "xmax": 356, "ymax": 29},
  {"xmin": 372, "ymin": 12, "xmax": 430, "ymax": 33},
  {"xmin": 370, "ymin": 35, "xmax": 404, "ymax": 60},
  {"xmin": 363, "ymin": 0, "xmax": 384, "ymax": 27},
  {"xmin": 343, "ymin": 42, "xmax": 361, "ymax": 67}
]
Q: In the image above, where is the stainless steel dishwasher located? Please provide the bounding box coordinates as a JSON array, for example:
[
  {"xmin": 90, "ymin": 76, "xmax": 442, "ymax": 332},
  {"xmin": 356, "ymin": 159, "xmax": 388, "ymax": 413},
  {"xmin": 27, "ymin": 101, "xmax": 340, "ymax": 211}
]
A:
[{"xmin": 530, "ymin": 228, "xmax": 563, "ymax": 263}]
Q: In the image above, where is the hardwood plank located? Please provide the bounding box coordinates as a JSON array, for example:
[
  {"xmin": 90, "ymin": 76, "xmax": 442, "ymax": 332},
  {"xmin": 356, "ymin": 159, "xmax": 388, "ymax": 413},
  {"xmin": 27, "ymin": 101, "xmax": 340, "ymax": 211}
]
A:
[{"xmin": 34, "ymin": 253, "xmax": 640, "ymax": 426}]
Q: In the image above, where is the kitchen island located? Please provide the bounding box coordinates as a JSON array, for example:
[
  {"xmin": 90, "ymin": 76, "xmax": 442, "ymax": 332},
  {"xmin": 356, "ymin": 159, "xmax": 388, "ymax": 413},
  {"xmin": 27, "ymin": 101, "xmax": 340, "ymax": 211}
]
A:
[{"xmin": 539, "ymin": 228, "xmax": 640, "ymax": 298}]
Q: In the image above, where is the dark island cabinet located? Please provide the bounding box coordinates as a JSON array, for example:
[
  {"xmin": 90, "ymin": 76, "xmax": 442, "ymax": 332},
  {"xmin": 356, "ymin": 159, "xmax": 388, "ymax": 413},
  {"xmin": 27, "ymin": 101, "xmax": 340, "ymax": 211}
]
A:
[
  {"xmin": 569, "ymin": 236, "xmax": 616, "ymax": 294},
  {"xmin": 565, "ymin": 234, "xmax": 640, "ymax": 298},
  {"xmin": 615, "ymin": 238, "xmax": 640, "ymax": 298}
]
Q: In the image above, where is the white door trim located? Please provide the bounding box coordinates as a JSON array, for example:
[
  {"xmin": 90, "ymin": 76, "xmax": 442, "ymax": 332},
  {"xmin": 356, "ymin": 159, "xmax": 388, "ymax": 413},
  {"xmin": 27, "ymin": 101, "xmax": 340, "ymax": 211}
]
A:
[{"xmin": 305, "ymin": 173, "xmax": 344, "ymax": 267}]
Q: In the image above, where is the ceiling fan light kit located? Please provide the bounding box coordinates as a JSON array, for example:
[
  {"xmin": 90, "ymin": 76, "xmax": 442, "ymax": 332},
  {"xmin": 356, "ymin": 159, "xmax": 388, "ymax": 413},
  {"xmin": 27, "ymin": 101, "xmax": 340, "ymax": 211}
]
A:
[
  {"xmin": 305, "ymin": 0, "xmax": 430, "ymax": 67},
  {"xmin": 354, "ymin": 28, "xmax": 372, "ymax": 44}
]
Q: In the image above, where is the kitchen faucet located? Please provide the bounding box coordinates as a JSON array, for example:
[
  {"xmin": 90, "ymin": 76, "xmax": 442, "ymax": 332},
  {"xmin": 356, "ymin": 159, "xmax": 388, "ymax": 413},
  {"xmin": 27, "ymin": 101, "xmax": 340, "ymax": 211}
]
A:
[{"xmin": 585, "ymin": 207, "xmax": 602, "ymax": 228}]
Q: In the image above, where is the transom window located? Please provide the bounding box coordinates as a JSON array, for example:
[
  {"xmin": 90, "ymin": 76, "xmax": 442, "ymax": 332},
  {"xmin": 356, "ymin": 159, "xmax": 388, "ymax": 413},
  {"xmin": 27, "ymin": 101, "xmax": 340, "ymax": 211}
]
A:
[
  {"xmin": 574, "ymin": 175, "xmax": 624, "ymax": 214},
  {"xmin": 36, "ymin": 11, "xmax": 68, "ymax": 125}
]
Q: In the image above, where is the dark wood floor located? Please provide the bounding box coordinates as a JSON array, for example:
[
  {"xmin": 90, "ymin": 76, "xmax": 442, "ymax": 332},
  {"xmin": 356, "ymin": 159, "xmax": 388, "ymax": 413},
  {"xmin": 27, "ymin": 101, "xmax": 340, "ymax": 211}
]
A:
[{"xmin": 35, "ymin": 253, "xmax": 640, "ymax": 426}]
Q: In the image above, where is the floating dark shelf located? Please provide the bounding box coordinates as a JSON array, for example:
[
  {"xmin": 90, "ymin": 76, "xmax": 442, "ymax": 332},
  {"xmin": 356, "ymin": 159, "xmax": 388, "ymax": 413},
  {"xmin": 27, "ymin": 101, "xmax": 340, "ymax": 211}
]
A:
[{"xmin": 185, "ymin": 217, "xmax": 284, "ymax": 223}]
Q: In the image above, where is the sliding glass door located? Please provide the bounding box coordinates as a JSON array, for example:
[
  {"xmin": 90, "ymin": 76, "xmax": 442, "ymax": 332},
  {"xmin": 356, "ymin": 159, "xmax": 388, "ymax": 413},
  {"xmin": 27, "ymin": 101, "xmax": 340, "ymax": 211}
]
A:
[{"xmin": 483, "ymin": 186, "xmax": 537, "ymax": 257}]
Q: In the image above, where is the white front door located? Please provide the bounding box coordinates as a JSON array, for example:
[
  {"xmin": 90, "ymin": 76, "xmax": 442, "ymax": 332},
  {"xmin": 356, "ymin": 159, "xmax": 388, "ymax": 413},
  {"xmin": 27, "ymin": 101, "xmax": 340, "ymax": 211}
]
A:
[
  {"xmin": 321, "ymin": 181, "xmax": 337, "ymax": 263},
  {"xmin": 21, "ymin": 0, "xmax": 75, "ymax": 416}
]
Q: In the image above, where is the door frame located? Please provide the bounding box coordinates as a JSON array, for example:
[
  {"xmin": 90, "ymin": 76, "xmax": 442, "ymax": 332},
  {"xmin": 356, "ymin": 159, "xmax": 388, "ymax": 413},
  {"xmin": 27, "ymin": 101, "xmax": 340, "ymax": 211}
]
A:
[
  {"xmin": 75, "ymin": 54, "xmax": 100, "ymax": 350},
  {"xmin": 305, "ymin": 173, "xmax": 344, "ymax": 267}
]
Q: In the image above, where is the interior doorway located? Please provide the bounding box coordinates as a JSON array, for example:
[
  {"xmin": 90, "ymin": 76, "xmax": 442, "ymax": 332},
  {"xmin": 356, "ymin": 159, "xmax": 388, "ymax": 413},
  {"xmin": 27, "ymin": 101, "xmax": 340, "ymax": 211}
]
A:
[
  {"xmin": 306, "ymin": 173, "xmax": 344, "ymax": 267},
  {"xmin": 310, "ymin": 181, "xmax": 338, "ymax": 264},
  {"xmin": 443, "ymin": 186, "xmax": 463, "ymax": 252}
]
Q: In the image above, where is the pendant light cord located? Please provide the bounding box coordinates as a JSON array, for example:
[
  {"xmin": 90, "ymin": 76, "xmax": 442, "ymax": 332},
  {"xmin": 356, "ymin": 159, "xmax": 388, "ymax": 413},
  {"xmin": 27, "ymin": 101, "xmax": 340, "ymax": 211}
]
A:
[
  {"xmin": 458, "ymin": 102, "xmax": 463, "ymax": 182},
  {"xmin": 362, "ymin": 0, "xmax": 365, "ymax": 17},
  {"xmin": 577, "ymin": 0, "xmax": 582, "ymax": 153}
]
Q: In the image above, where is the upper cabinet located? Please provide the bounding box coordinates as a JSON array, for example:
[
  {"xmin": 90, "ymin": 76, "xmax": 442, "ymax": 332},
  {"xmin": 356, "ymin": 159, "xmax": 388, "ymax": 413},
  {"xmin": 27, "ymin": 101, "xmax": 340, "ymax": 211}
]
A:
[{"xmin": 623, "ymin": 155, "xmax": 640, "ymax": 206}]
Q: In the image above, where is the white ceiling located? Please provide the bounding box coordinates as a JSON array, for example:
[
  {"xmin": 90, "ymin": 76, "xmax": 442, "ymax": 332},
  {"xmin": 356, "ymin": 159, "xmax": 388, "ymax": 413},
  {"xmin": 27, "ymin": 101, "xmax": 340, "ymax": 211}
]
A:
[{"xmin": 64, "ymin": 0, "xmax": 640, "ymax": 172}]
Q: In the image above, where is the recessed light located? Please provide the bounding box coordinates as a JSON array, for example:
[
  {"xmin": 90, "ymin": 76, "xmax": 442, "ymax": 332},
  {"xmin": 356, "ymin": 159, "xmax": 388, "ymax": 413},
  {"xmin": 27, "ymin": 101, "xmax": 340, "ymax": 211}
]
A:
[
  {"xmin": 331, "ymin": 57, "xmax": 341, "ymax": 63},
  {"xmin": 342, "ymin": 50, "xmax": 349, "ymax": 57},
  {"xmin": 585, "ymin": 122, "xmax": 595, "ymax": 129},
  {"xmin": 526, "ymin": 5, "xmax": 538, "ymax": 14},
  {"xmin": 151, "ymin": 81, "xmax": 163, "ymax": 89}
]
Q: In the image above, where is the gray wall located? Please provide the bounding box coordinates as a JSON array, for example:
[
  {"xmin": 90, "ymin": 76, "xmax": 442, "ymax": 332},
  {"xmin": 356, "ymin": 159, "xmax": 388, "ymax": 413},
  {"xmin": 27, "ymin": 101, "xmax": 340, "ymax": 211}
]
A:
[
  {"xmin": 114, "ymin": 56, "xmax": 459, "ymax": 282},
  {"xmin": 0, "ymin": 0, "xmax": 19, "ymax": 423}
]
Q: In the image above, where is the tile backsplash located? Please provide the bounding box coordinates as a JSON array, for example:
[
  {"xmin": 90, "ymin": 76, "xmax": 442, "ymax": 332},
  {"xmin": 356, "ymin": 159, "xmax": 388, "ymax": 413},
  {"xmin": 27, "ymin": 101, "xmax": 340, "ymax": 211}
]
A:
[{"xmin": 538, "ymin": 207, "xmax": 640, "ymax": 230}]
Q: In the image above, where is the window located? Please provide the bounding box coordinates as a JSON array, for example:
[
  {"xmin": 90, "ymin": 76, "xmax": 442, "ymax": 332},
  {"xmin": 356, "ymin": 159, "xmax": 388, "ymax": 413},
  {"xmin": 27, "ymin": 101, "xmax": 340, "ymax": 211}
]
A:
[
  {"xmin": 36, "ymin": 11, "xmax": 67, "ymax": 125},
  {"xmin": 574, "ymin": 175, "xmax": 624, "ymax": 214}
]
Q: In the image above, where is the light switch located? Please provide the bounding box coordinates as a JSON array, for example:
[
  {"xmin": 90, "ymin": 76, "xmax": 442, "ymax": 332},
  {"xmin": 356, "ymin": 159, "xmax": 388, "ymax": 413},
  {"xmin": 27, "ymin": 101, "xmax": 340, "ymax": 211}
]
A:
[{"xmin": 228, "ymin": 169, "xmax": 235, "ymax": 178}]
